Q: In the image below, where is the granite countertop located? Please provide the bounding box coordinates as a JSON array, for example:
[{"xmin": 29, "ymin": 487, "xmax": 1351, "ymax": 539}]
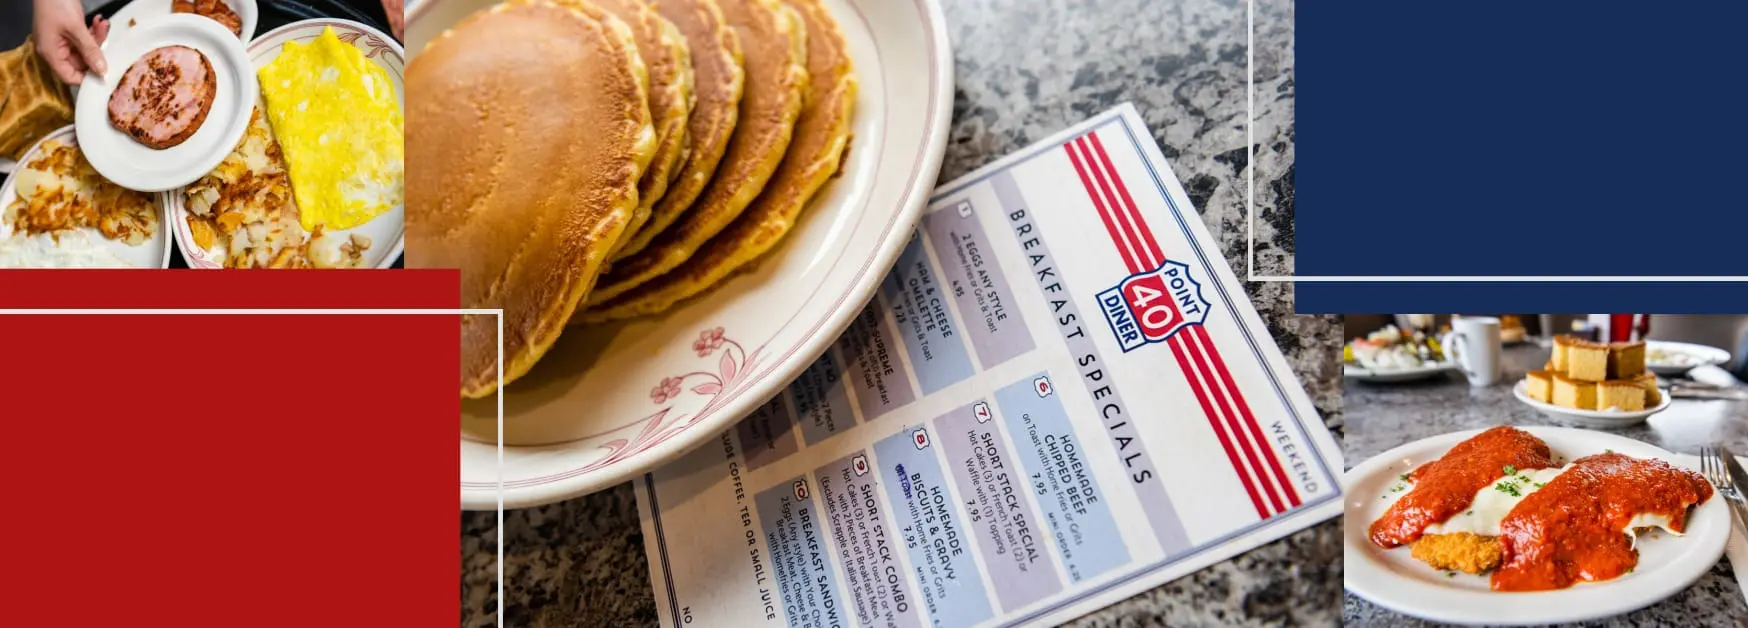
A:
[
  {"xmin": 461, "ymin": 0, "xmax": 1332, "ymax": 625},
  {"xmin": 1343, "ymin": 342, "xmax": 1748, "ymax": 627}
]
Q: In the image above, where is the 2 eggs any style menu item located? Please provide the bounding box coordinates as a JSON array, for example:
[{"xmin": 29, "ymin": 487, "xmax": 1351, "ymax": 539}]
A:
[{"xmin": 407, "ymin": 0, "xmax": 856, "ymax": 398}]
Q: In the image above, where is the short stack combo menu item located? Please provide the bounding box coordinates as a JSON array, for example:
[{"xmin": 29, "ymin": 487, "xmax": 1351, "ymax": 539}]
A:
[{"xmin": 636, "ymin": 105, "xmax": 1343, "ymax": 627}]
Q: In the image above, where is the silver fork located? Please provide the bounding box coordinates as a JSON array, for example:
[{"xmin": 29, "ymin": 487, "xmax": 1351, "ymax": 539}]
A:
[{"xmin": 1699, "ymin": 445, "xmax": 1748, "ymax": 538}]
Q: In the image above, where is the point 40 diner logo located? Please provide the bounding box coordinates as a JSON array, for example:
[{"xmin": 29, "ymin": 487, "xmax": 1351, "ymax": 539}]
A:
[{"xmin": 1095, "ymin": 259, "xmax": 1213, "ymax": 352}]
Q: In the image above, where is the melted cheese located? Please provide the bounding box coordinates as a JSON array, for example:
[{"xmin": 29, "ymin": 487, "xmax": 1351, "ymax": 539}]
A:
[
  {"xmin": 1421, "ymin": 465, "xmax": 1683, "ymax": 540},
  {"xmin": 256, "ymin": 27, "xmax": 403, "ymax": 232}
]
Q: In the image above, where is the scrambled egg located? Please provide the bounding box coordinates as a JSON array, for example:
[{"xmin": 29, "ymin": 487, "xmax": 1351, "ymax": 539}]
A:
[
  {"xmin": 185, "ymin": 109, "xmax": 371, "ymax": 268},
  {"xmin": 256, "ymin": 27, "xmax": 404, "ymax": 233}
]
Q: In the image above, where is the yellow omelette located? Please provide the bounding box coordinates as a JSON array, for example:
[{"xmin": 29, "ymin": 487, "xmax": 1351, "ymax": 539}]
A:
[{"xmin": 257, "ymin": 27, "xmax": 405, "ymax": 232}]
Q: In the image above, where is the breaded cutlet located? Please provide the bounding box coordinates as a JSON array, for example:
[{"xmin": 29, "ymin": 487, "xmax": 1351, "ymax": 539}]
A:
[{"xmin": 1411, "ymin": 532, "xmax": 1504, "ymax": 574}]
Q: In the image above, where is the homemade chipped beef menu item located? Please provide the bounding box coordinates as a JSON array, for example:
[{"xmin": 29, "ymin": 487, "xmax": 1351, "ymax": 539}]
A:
[
  {"xmin": 407, "ymin": 0, "xmax": 856, "ymax": 397},
  {"xmin": 1370, "ymin": 426, "xmax": 1714, "ymax": 591},
  {"xmin": 1524, "ymin": 335, "xmax": 1658, "ymax": 411}
]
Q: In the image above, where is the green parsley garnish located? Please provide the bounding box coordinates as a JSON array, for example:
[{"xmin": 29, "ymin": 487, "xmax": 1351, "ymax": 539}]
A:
[
  {"xmin": 1465, "ymin": 510, "xmax": 1473, "ymax": 515},
  {"xmin": 1502, "ymin": 465, "xmax": 1517, "ymax": 476},
  {"xmin": 1533, "ymin": 482, "xmax": 1545, "ymax": 488},
  {"xmin": 1605, "ymin": 449, "xmax": 1614, "ymax": 454},
  {"xmin": 1494, "ymin": 481, "xmax": 1522, "ymax": 497},
  {"xmin": 1446, "ymin": 572, "xmax": 1457, "ymax": 578}
]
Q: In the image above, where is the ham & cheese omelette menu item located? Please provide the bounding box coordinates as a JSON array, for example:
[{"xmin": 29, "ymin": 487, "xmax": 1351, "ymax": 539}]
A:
[{"xmin": 634, "ymin": 105, "xmax": 1345, "ymax": 627}]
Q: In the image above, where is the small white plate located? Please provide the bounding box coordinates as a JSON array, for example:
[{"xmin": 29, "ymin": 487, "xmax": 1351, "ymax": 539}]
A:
[
  {"xmin": 1512, "ymin": 379, "xmax": 1671, "ymax": 428},
  {"xmin": 1645, "ymin": 340, "xmax": 1732, "ymax": 376},
  {"xmin": 1344, "ymin": 361, "xmax": 1458, "ymax": 383},
  {"xmin": 168, "ymin": 19, "xmax": 406, "ymax": 269},
  {"xmin": 411, "ymin": 0, "xmax": 953, "ymax": 509},
  {"xmin": 1344, "ymin": 426, "xmax": 1730, "ymax": 626},
  {"xmin": 0, "ymin": 126, "xmax": 173, "ymax": 268},
  {"xmin": 74, "ymin": 14, "xmax": 256, "ymax": 192},
  {"xmin": 108, "ymin": 0, "xmax": 260, "ymax": 44}
]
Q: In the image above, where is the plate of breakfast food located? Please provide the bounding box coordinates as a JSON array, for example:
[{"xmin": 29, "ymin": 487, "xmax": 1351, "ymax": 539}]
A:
[
  {"xmin": 407, "ymin": 0, "xmax": 951, "ymax": 508},
  {"xmin": 168, "ymin": 19, "xmax": 404, "ymax": 269},
  {"xmin": 1344, "ymin": 425, "xmax": 1727, "ymax": 626},
  {"xmin": 0, "ymin": 126, "xmax": 171, "ymax": 268},
  {"xmin": 73, "ymin": 14, "xmax": 257, "ymax": 192},
  {"xmin": 108, "ymin": 0, "xmax": 258, "ymax": 44},
  {"xmin": 1516, "ymin": 335, "xmax": 1668, "ymax": 427},
  {"xmin": 1344, "ymin": 324, "xmax": 1457, "ymax": 382},
  {"xmin": 1644, "ymin": 340, "xmax": 1732, "ymax": 376}
]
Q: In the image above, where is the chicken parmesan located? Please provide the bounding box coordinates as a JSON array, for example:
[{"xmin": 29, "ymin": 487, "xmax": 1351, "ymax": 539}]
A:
[{"xmin": 1370, "ymin": 426, "xmax": 1714, "ymax": 591}]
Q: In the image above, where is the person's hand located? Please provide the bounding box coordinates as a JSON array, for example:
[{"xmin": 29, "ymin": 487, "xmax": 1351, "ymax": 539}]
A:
[
  {"xmin": 382, "ymin": 0, "xmax": 404, "ymax": 41},
  {"xmin": 33, "ymin": 0, "xmax": 110, "ymax": 84}
]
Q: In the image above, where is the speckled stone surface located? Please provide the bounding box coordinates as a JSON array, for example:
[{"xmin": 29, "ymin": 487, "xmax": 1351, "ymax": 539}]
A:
[
  {"xmin": 461, "ymin": 0, "xmax": 1336, "ymax": 625},
  {"xmin": 1343, "ymin": 342, "xmax": 1748, "ymax": 627}
]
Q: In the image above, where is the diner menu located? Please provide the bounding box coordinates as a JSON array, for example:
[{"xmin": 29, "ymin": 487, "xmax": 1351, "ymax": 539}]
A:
[{"xmin": 635, "ymin": 104, "xmax": 1344, "ymax": 627}]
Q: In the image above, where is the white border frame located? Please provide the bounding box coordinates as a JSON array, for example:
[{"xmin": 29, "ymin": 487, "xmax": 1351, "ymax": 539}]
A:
[
  {"xmin": 0, "ymin": 307, "xmax": 505, "ymax": 627},
  {"xmin": 1242, "ymin": 0, "xmax": 1748, "ymax": 283}
]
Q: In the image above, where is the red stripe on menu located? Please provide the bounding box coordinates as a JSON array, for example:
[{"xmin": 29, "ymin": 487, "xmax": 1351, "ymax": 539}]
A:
[
  {"xmin": 1064, "ymin": 137, "xmax": 1276, "ymax": 519},
  {"xmin": 1196, "ymin": 325, "xmax": 1303, "ymax": 507},
  {"xmin": 1065, "ymin": 140, "xmax": 1139, "ymax": 272},
  {"xmin": 1079, "ymin": 138, "xmax": 1155, "ymax": 269},
  {"xmin": 1177, "ymin": 329, "xmax": 1287, "ymax": 514},
  {"xmin": 1083, "ymin": 129, "xmax": 1304, "ymax": 513},
  {"xmin": 1168, "ymin": 335, "xmax": 1270, "ymax": 519}
]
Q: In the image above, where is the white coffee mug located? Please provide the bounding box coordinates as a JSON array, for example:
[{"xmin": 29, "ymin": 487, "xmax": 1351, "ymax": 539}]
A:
[{"xmin": 1441, "ymin": 316, "xmax": 1503, "ymax": 387}]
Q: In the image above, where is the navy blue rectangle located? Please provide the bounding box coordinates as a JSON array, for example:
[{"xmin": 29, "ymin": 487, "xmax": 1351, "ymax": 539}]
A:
[
  {"xmin": 1297, "ymin": 1, "xmax": 1748, "ymax": 283},
  {"xmin": 1296, "ymin": 282, "xmax": 1748, "ymax": 314}
]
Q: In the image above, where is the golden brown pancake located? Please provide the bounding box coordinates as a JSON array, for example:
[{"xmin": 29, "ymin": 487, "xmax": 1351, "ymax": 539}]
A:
[
  {"xmin": 588, "ymin": 0, "xmax": 808, "ymax": 304},
  {"xmin": 583, "ymin": 0, "xmax": 854, "ymax": 321},
  {"xmin": 597, "ymin": 0, "xmax": 695, "ymax": 258},
  {"xmin": 612, "ymin": 0, "xmax": 745, "ymax": 260},
  {"xmin": 406, "ymin": 1, "xmax": 656, "ymax": 397}
]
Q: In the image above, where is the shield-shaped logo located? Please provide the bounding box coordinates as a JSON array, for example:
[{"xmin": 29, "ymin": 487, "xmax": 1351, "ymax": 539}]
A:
[{"xmin": 1095, "ymin": 259, "xmax": 1214, "ymax": 352}]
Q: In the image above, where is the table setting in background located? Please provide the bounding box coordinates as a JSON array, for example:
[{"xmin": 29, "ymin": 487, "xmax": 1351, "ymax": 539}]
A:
[{"xmin": 1343, "ymin": 314, "xmax": 1748, "ymax": 626}]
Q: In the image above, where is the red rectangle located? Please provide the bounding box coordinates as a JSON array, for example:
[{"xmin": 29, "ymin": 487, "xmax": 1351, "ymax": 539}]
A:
[{"xmin": 0, "ymin": 271, "xmax": 461, "ymax": 624}]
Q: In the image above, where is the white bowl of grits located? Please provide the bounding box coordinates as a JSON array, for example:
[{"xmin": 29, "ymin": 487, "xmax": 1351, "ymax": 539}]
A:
[{"xmin": 0, "ymin": 126, "xmax": 172, "ymax": 268}]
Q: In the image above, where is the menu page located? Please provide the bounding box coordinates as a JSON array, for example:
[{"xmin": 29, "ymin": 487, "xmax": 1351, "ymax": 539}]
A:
[{"xmin": 635, "ymin": 104, "xmax": 1343, "ymax": 627}]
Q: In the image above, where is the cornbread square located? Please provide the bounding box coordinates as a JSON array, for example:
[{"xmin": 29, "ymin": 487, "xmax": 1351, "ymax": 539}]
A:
[
  {"xmin": 1552, "ymin": 374, "xmax": 1596, "ymax": 410},
  {"xmin": 1633, "ymin": 372, "xmax": 1662, "ymax": 406},
  {"xmin": 1608, "ymin": 341, "xmax": 1646, "ymax": 379},
  {"xmin": 1597, "ymin": 380, "xmax": 1647, "ymax": 411},
  {"xmin": 1552, "ymin": 335, "xmax": 1580, "ymax": 371},
  {"xmin": 1525, "ymin": 370, "xmax": 1554, "ymax": 403},
  {"xmin": 1566, "ymin": 340, "xmax": 1610, "ymax": 382}
]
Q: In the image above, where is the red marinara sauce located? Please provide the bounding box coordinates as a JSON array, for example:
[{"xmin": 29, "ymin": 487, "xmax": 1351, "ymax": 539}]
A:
[
  {"xmin": 1491, "ymin": 452, "xmax": 1713, "ymax": 591},
  {"xmin": 1369, "ymin": 426, "xmax": 1553, "ymax": 548}
]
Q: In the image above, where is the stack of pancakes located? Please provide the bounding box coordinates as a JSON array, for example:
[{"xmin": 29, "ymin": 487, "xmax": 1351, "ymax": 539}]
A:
[{"xmin": 407, "ymin": 0, "xmax": 857, "ymax": 397}]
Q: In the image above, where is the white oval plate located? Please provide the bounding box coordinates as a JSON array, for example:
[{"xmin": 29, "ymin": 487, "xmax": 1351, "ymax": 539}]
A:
[
  {"xmin": 107, "ymin": 0, "xmax": 260, "ymax": 44},
  {"xmin": 1512, "ymin": 379, "xmax": 1670, "ymax": 428},
  {"xmin": 74, "ymin": 14, "xmax": 257, "ymax": 192},
  {"xmin": 409, "ymin": 0, "xmax": 953, "ymax": 509},
  {"xmin": 168, "ymin": 19, "xmax": 406, "ymax": 269},
  {"xmin": 1645, "ymin": 340, "xmax": 1732, "ymax": 376},
  {"xmin": 0, "ymin": 125, "xmax": 172, "ymax": 268},
  {"xmin": 1344, "ymin": 426, "xmax": 1730, "ymax": 626},
  {"xmin": 1344, "ymin": 361, "xmax": 1458, "ymax": 383}
]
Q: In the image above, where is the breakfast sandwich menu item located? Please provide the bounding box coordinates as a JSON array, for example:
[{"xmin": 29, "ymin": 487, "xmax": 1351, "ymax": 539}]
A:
[{"xmin": 635, "ymin": 104, "xmax": 1343, "ymax": 626}]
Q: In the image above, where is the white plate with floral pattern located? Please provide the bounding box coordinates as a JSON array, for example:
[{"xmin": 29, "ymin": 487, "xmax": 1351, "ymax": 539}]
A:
[
  {"xmin": 167, "ymin": 19, "xmax": 405, "ymax": 269},
  {"xmin": 408, "ymin": 0, "xmax": 955, "ymax": 509}
]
